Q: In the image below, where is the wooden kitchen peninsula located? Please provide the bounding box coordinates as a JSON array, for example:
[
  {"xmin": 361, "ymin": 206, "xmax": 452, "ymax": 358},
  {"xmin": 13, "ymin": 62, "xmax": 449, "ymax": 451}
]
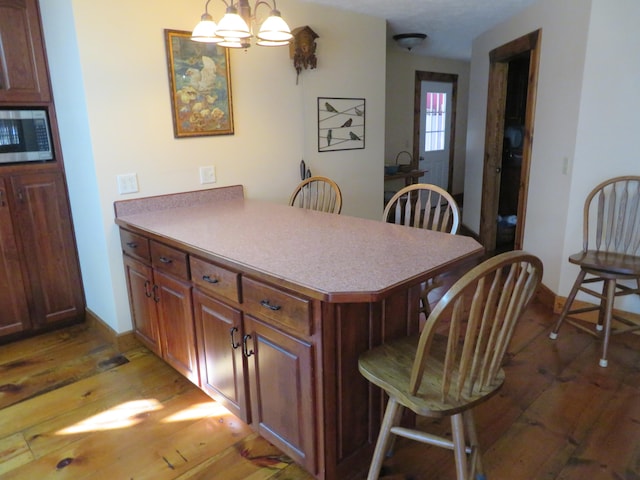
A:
[{"xmin": 114, "ymin": 185, "xmax": 483, "ymax": 480}]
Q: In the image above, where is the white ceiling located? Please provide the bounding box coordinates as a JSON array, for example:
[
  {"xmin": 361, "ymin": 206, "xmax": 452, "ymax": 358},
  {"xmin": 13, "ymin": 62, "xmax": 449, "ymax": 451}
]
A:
[{"xmin": 302, "ymin": 0, "xmax": 537, "ymax": 60}]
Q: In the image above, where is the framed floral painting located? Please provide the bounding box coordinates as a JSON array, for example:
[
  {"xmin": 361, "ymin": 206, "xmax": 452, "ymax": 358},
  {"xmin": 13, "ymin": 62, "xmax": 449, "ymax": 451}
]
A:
[{"xmin": 165, "ymin": 29, "xmax": 234, "ymax": 137}]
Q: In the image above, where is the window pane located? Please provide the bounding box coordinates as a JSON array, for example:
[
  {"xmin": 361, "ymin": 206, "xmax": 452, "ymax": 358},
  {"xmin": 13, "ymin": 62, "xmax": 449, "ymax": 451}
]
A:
[{"xmin": 424, "ymin": 92, "xmax": 446, "ymax": 152}]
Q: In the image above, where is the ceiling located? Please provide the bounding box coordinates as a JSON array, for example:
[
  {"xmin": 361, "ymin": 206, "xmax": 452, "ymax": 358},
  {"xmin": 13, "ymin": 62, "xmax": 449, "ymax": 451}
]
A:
[{"xmin": 303, "ymin": 0, "xmax": 537, "ymax": 60}]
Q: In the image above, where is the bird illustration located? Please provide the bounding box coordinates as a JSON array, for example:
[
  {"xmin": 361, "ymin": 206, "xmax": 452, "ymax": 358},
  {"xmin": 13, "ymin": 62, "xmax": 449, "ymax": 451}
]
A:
[
  {"xmin": 327, "ymin": 129, "xmax": 332, "ymax": 146},
  {"xmin": 341, "ymin": 118, "xmax": 352, "ymax": 128},
  {"xmin": 349, "ymin": 131, "xmax": 361, "ymax": 141},
  {"xmin": 355, "ymin": 107, "xmax": 363, "ymax": 116},
  {"xmin": 325, "ymin": 102, "xmax": 337, "ymax": 112}
]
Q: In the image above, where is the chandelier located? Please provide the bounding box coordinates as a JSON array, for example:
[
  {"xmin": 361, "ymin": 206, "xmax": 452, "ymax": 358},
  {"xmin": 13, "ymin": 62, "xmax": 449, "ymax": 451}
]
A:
[{"xmin": 192, "ymin": 0, "xmax": 293, "ymax": 48}]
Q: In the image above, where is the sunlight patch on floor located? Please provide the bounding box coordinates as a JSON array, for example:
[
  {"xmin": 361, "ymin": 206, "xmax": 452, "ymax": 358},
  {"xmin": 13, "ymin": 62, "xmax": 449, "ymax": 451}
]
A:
[
  {"xmin": 55, "ymin": 399, "xmax": 163, "ymax": 434},
  {"xmin": 162, "ymin": 401, "xmax": 230, "ymax": 423}
]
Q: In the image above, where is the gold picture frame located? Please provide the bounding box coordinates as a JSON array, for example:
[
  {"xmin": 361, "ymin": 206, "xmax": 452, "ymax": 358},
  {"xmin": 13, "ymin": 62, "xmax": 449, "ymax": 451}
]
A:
[{"xmin": 164, "ymin": 29, "xmax": 234, "ymax": 137}]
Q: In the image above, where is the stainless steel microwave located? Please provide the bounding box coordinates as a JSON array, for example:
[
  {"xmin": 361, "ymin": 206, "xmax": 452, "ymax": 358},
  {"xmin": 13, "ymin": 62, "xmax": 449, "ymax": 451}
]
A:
[{"xmin": 0, "ymin": 109, "xmax": 54, "ymax": 163}]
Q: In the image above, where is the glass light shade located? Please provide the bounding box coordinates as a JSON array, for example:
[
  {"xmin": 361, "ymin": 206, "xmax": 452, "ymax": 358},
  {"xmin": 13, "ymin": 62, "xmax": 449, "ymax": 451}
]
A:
[
  {"xmin": 256, "ymin": 10, "xmax": 293, "ymax": 42},
  {"xmin": 216, "ymin": 7, "xmax": 251, "ymax": 39},
  {"xmin": 191, "ymin": 13, "xmax": 222, "ymax": 43},
  {"xmin": 218, "ymin": 37, "xmax": 250, "ymax": 48},
  {"xmin": 256, "ymin": 39, "xmax": 290, "ymax": 47}
]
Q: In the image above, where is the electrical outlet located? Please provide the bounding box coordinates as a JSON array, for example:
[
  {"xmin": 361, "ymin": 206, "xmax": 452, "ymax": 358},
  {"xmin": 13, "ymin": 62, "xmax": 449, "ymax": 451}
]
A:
[
  {"xmin": 199, "ymin": 165, "xmax": 216, "ymax": 184},
  {"xmin": 117, "ymin": 173, "xmax": 139, "ymax": 194}
]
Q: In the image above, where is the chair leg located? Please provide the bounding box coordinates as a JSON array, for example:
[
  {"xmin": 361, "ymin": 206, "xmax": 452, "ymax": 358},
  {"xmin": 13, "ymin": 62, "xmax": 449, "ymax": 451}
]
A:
[
  {"xmin": 550, "ymin": 269, "xmax": 587, "ymax": 340},
  {"xmin": 463, "ymin": 410, "xmax": 485, "ymax": 479},
  {"xmin": 367, "ymin": 398, "xmax": 401, "ymax": 480},
  {"xmin": 599, "ymin": 279, "xmax": 617, "ymax": 368},
  {"xmin": 451, "ymin": 413, "xmax": 469, "ymax": 480},
  {"xmin": 385, "ymin": 405, "xmax": 404, "ymax": 458}
]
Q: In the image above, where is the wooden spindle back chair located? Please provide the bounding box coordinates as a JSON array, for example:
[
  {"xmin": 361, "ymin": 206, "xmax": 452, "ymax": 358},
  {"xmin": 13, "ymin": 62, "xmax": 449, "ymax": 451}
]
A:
[
  {"xmin": 550, "ymin": 175, "xmax": 640, "ymax": 367},
  {"xmin": 359, "ymin": 251, "xmax": 543, "ymax": 480},
  {"xmin": 289, "ymin": 176, "xmax": 342, "ymax": 214}
]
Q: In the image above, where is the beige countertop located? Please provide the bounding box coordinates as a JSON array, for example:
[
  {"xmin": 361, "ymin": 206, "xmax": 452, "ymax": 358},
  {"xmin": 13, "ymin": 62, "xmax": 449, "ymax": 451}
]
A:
[{"xmin": 115, "ymin": 187, "xmax": 483, "ymax": 302}]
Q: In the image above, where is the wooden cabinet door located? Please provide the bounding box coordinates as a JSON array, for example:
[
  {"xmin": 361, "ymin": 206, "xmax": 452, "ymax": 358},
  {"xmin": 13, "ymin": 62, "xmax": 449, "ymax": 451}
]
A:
[
  {"xmin": 10, "ymin": 172, "xmax": 83, "ymax": 326},
  {"xmin": 0, "ymin": 0, "xmax": 51, "ymax": 102},
  {"xmin": 193, "ymin": 290, "xmax": 250, "ymax": 422},
  {"xmin": 244, "ymin": 314, "xmax": 317, "ymax": 474},
  {"xmin": 123, "ymin": 255, "xmax": 161, "ymax": 356},
  {"xmin": 155, "ymin": 270, "xmax": 199, "ymax": 385},
  {"xmin": 0, "ymin": 178, "xmax": 30, "ymax": 336}
]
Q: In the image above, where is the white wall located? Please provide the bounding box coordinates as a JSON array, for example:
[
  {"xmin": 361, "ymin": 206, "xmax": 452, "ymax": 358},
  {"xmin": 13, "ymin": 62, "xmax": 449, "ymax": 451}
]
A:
[
  {"xmin": 465, "ymin": 0, "xmax": 640, "ymax": 314},
  {"xmin": 560, "ymin": 0, "xmax": 640, "ymax": 311},
  {"xmin": 40, "ymin": 0, "xmax": 387, "ymax": 333},
  {"xmin": 385, "ymin": 50, "xmax": 470, "ymax": 195},
  {"xmin": 464, "ymin": 0, "xmax": 592, "ymax": 293}
]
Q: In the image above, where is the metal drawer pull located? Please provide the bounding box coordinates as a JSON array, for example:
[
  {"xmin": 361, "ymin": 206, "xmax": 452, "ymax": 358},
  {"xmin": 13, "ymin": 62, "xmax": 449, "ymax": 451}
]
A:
[
  {"xmin": 126, "ymin": 241, "xmax": 138, "ymax": 249},
  {"xmin": 158, "ymin": 256, "xmax": 173, "ymax": 264},
  {"xmin": 152, "ymin": 284, "xmax": 160, "ymax": 303},
  {"xmin": 144, "ymin": 280, "xmax": 152, "ymax": 298},
  {"xmin": 242, "ymin": 334, "xmax": 254, "ymax": 357},
  {"xmin": 260, "ymin": 300, "xmax": 281, "ymax": 311},
  {"xmin": 202, "ymin": 275, "xmax": 219, "ymax": 284},
  {"xmin": 230, "ymin": 327, "xmax": 240, "ymax": 349}
]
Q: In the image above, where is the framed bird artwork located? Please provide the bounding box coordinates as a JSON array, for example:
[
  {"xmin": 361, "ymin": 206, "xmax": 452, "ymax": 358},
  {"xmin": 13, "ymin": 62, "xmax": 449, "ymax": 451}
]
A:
[
  {"xmin": 165, "ymin": 29, "xmax": 234, "ymax": 137},
  {"xmin": 317, "ymin": 97, "xmax": 365, "ymax": 152}
]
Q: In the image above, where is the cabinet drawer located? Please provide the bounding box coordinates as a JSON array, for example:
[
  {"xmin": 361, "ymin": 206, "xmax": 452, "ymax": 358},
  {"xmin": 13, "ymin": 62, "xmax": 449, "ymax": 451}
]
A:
[
  {"xmin": 242, "ymin": 277, "xmax": 311, "ymax": 337},
  {"xmin": 120, "ymin": 229, "xmax": 150, "ymax": 261},
  {"xmin": 190, "ymin": 256, "xmax": 240, "ymax": 303},
  {"xmin": 150, "ymin": 241, "xmax": 189, "ymax": 280}
]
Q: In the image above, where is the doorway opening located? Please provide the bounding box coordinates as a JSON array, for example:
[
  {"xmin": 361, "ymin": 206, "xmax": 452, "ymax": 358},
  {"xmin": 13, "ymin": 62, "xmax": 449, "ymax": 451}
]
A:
[{"xmin": 479, "ymin": 30, "xmax": 541, "ymax": 253}]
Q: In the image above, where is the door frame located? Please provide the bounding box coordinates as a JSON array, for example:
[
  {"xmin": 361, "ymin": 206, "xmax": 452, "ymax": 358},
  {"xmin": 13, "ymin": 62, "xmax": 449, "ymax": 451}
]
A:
[
  {"xmin": 413, "ymin": 71, "xmax": 458, "ymax": 193},
  {"xmin": 479, "ymin": 29, "xmax": 541, "ymax": 251}
]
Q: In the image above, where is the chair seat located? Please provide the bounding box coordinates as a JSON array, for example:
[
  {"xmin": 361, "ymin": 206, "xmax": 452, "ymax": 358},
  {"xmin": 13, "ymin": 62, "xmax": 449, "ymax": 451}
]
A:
[
  {"xmin": 568, "ymin": 250, "xmax": 640, "ymax": 276},
  {"xmin": 358, "ymin": 335, "xmax": 505, "ymax": 418}
]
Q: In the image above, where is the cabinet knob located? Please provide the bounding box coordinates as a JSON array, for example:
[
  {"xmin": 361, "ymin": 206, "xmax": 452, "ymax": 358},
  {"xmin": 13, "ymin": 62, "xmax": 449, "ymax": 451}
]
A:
[{"xmin": 0, "ymin": 190, "xmax": 5, "ymax": 207}]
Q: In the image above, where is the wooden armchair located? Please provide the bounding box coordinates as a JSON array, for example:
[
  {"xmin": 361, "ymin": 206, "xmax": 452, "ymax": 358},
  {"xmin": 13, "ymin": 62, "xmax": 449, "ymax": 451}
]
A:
[
  {"xmin": 359, "ymin": 251, "xmax": 543, "ymax": 479},
  {"xmin": 383, "ymin": 183, "xmax": 461, "ymax": 317},
  {"xmin": 289, "ymin": 176, "xmax": 342, "ymax": 214},
  {"xmin": 549, "ymin": 175, "xmax": 640, "ymax": 367}
]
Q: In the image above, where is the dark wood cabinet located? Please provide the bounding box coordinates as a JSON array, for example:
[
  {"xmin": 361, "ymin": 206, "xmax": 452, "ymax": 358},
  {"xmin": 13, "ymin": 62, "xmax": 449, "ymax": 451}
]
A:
[
  {"xmin": 0, "ymin": 177, "xmax": 31, "ymax": 335},
  {"xmin": 0, "ymin": 0, "xmax": 51, "ymax": 103},
  {"xmin": 193, "ymin": 290, "xmax": 249, "ymax": 422},
  {"xmin": 244, "ymin": 313, "xmax": 316, "ymax": 474},
  {"xmin": 121, "ymin": 232, "xmax": 199, "ymax": 385},
  {"xmin": 0, "ymin": 171, "xmax": 83, "ymax": 337}
]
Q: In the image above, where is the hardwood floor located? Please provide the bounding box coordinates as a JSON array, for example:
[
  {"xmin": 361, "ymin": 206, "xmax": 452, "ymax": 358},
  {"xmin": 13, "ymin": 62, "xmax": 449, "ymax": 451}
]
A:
[{"xmin": 1, "ymin": 263, "xmax": 640, "ymax": 479}]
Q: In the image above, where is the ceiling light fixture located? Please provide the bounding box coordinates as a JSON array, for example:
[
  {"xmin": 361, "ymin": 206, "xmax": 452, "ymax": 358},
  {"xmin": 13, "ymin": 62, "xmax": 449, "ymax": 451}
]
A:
[
  {"xmin": 393, "ymin": 33, "xmax": 427, "ymax": 51},
  {"xmin": 192, "ymin": 0, "xmax": 293, "ymax": 48}
]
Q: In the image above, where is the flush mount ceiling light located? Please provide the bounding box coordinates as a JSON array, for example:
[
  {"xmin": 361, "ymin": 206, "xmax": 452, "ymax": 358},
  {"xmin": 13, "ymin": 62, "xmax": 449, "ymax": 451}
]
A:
[
  {"xmin": 192, "ymin": 0, "xmax": 293, "ymax": 48},
  {"xmin": 393, "ymin": 33, "xmax": 427, "ymax": 51}
]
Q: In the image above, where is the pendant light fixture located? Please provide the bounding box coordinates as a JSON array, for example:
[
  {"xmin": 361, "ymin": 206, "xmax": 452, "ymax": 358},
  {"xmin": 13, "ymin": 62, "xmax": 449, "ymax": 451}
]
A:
[{"xmin": 192, "ymin": 0, "xmax": 293, "ymax": 48}]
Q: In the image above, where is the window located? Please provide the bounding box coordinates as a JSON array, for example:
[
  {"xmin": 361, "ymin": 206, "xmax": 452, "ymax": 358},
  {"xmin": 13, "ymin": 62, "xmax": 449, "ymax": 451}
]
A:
[{"xmin": 424, "ymin": 92, "xmax": 446, "ymax": 152}]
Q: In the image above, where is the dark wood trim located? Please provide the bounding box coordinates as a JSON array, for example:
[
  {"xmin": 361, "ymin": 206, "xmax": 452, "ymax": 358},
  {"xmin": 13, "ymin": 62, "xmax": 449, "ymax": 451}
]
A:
[{"xmin": 86, "ymin": 308, "xmax": 140, "ymax": 353}]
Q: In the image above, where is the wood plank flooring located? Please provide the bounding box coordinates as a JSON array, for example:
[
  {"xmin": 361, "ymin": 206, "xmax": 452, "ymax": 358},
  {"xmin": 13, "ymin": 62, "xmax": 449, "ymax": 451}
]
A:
[{"xmin": 1, "ymin": 263, "xmax": 640, "ymax": 479}]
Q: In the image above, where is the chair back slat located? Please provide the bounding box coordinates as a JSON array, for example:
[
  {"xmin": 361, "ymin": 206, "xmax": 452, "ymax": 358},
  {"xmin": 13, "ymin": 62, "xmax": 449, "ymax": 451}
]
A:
[
  {"xmin": 584, "ymin": 176, "xmax": 640, "ymax": 255},
  {"xmin": 289, "ymin": 176, "xmax": 342, "ymax": 214},
  {"xmin": 383, "ymin": 183, "xmax": 460, "ymax": 234},
  {"xmin": 408, "ymin": 251, "xmax": 543, "ymax": 403}
]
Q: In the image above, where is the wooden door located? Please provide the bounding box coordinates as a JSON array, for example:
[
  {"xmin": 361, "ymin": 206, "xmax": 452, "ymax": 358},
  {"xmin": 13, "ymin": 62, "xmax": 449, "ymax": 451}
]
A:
[
  {"xmin": 193, "ymin": 290, "xmax": 250, "ymax": 422},
  {"xmin": 0, "ymin": 177, "xmax": 30, "ymax": 336},
  {"xmin": 155, "ymin": 270, "xmax": 199, "ymax": 385},
  {"xmin": 10, "ymin": 171, "xmax": 84, "ymax": 326},
  {"xmin": 123, "ymin": 255, "xmax": 161, "ymax": 356},
  {"xmin": 244, "ymin": 314, "xmax": 316, "ymax": 474},
  {"xmin": 0, "ymin": 0, "xmax": 51, "ymax": 103}
]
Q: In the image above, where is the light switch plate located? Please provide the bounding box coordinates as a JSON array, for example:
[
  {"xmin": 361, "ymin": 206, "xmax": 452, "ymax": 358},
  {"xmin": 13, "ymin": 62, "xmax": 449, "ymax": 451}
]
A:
[
  {"xmin": 117, "ymin": 173, "xmax": 139, "ymax": 194},
  {"xmin": 199, "ymin": 166, "xmax": 216, "ymax": 184}
]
